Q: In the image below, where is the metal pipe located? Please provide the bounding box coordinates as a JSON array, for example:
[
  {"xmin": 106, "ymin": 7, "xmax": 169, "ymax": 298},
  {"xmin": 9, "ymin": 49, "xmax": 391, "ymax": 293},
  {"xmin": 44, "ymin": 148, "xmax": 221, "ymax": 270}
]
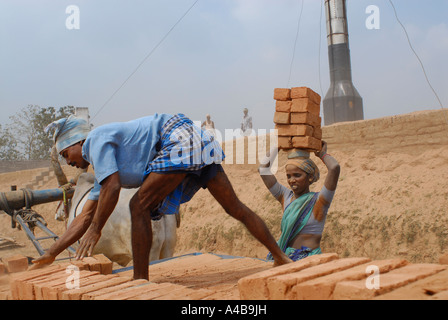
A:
[
  {"xmin": 323, "ymin": 0, "xmax": 364, "ymax": 125},
  {"xmin": 0, "ymin": 188, "xmax": 74, "ymax": 213}
]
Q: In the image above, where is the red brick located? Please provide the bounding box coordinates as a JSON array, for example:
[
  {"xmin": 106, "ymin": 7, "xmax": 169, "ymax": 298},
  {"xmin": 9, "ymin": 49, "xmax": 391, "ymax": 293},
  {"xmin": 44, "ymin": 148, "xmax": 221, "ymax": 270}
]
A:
[
  {"xmin": 16, "ymin": 261, "xmax": 90, "ymax": 300},
  {"xmin": 290, "ymin": 112, "xmax": 321, "ymax": 127},
  {"xmin": 10, "ymin": 264, "xmax": 63, "ymax": 300},
  {"xmin": 267, "ymin": 257, "xmax": 370, "ymax": 299},
  {"xmin": 81, "ymin": 256, "xmax": 102, "ymax": 272},
  {"xmin": 273, "ymin": 88, "xmax": 291, "ymax": 101},
  {"xmin": 333, "ymin": 263, "xmax": 447, "ymax": 300},
  {"xmin": 294, "ymin": 259, "xmax": 408, "ymax": 300},
  {"xmin": 291, "ymin": 136, "xmax": 321, "ymax": 151},
  {"xmin": 81, "ymin": 278, "xmax": 146, "ymax": 300},
  {"xmin": 275, "ymin": 124, "xmax": 313, "ymax": 137},
  {"xmin": 98, "ymin": 281, "xmax": 163, "ymax": 300},
  {"xmin": 0, "ymin": 283, "xmax": 11, "ymax": 300},
  {"xmin": 375, "ymin": 268, "xmax": 448, "ymax": 300},
  {"xmin": 2, "ymin": 255, "xmax": 28, "ymax": 273},
  {"xmin": 92, "ymin": 254, "xmax": 113, "ymax": 275},
  {"xmin": 64, "ymin": 276, "xmax": 129, "ymax": 300},
  {"xmin": 35, "ymin": 270, "xmax": 99, "ymax": 300},
  {"xmin": 291, "ymin": 87, "xmax": 321, "ymax": 104},
  {"xmin": 184, "ymin": 288, "xmax": 215, "ymax": 300},
  {"xmin": 152, "ymin": 288, "xmax": 195, "ymax": 300},
  {"xmin": 60, "ymin": 274, "xmax": 121, "ymax": 300},
  {"xmin": 238, "ymin": 253, "xmax": 339, "ymax": 300},
  {"xmin": 278, "ymin": 137, "xmax": 292, "ymax": 150},
  {"xmin": 313, "ymin": 126, "xmax": 322, "ymax": 139},
  {"xmin": 291, "ymin": 98, "xmax": 320, "ymax": 115},
  {"xmin": 47, "ymin": 273, "xmax": 108, "ymax": 300},
  {"xmin": 275, "ymin": 100, "xmax": 292, "ymax": 112},
  {"xmin": 67, "ymin": 260, "xmax": 91, "ymax": 271},
  {"xmin": 134, "ymin": 283, "xmax": 187, "ymax": 300},
  {"xmin": 22, "ymin": 269, "xmax": 68, "ymax": 300},
  {"xmin": 273, "ymin": 112, "xmax": 290, "ymax": 124}
]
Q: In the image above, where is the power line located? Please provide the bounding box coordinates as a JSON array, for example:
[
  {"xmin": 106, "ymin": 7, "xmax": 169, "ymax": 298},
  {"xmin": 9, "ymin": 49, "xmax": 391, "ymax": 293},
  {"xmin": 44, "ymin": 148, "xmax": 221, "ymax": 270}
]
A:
[
  {"xmin": 318, "ymin": 0, "xmax": 324, "ymax": 97},
  {"xmin": 388, "ymin": 0, "xmax": 445, "ymax": 111},
  {"xmin": 287, "ymin": 0, "xmax": 304, "ymax": 88},
  {"xmin": 91, "ymin": 0, "xmax": 200, "ymax": 121}
]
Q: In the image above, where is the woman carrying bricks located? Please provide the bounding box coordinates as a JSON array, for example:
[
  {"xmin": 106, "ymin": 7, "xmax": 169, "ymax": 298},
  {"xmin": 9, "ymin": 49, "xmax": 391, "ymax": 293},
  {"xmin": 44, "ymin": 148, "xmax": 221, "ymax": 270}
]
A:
[
  {"xmin": 259, "ymin": 141, "xmax": 340, "ymax": 261},
  {"xmin": 32, "ymin": 113, "xmax": 291, "ymax": 279}
]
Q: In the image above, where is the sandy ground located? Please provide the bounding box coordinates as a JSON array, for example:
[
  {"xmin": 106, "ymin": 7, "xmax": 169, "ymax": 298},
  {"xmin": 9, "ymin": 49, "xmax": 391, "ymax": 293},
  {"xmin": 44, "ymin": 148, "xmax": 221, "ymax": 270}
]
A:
[{"xmin": 1, "ymin": 108, "xmax": 448, "ymax": 274}]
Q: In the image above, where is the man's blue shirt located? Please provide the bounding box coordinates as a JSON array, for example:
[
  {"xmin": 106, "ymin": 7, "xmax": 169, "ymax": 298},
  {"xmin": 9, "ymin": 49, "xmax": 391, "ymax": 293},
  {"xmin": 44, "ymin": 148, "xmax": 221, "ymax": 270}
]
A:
[{"xmin": 82, "ymin": 114, "xmax": 172, "ymax": 200}]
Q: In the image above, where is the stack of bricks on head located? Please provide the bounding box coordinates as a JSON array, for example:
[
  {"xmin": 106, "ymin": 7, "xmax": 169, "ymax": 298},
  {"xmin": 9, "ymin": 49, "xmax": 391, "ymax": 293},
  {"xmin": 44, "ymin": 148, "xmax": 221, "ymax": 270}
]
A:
[{"xmin": 273, "ymin": 87, "xmax": 322, "ymax": 158}]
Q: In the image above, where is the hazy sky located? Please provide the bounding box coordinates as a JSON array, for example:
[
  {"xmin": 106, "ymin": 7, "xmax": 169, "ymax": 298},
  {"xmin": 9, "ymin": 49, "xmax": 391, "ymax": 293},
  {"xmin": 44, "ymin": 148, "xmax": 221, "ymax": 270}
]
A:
[{"xmin": 1, "ymin": 0, "xmax": 447, "ymax": 132}]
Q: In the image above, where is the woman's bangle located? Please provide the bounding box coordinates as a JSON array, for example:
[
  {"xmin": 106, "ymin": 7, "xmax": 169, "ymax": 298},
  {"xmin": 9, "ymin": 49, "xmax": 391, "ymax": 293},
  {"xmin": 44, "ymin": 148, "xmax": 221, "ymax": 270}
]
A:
[{"xmin": 320, "ymin": 153, "xmax": 331, "ymax": 161}]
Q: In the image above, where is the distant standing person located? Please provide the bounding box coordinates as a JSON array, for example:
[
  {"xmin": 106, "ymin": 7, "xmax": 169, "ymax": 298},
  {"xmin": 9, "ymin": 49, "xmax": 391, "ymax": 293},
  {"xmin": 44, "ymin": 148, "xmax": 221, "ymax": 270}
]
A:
[
  {"xmin": 201, "ymin": 114, "xmax": 215, "ymax": 136},
  {"xmin": 240, "ymin": 107, "xmax": 253, "ymax": 136},
  {"xmin": 259, "ymin": 141, "xmax": 340, "ymax": 261}
]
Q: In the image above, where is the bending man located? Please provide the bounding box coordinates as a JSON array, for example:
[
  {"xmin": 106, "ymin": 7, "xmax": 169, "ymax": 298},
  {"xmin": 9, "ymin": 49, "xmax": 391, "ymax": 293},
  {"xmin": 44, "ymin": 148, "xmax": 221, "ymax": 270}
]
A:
[{"xmin": 32, "ymin": 113, "xmax": 291, "ymax": 279}]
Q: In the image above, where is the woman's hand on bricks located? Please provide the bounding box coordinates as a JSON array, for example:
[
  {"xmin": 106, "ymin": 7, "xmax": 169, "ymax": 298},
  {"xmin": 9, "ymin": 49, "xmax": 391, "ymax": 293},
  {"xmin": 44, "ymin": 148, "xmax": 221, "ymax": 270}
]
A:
[{"xmin": 315, "ymin": 140, "xmax": 328, "ymax": 158}]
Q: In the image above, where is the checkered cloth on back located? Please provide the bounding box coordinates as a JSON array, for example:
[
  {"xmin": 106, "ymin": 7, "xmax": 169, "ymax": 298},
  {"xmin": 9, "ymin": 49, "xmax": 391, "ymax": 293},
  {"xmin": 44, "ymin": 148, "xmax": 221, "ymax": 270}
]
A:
[{"xmin": 145, "ymin": 113, "xmax": 225, "ymax": 218}]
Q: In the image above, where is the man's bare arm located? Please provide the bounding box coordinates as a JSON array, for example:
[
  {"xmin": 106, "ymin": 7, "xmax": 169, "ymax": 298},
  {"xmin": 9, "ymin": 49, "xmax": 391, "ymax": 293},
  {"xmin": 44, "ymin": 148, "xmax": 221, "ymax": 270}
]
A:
[
  {"xmin": 75, "ymin": 172, "xmax": 121, "ymax": 259},
  {"xmin": 31, "ymin": 199, "xmax": 98, "ymax": 268}
]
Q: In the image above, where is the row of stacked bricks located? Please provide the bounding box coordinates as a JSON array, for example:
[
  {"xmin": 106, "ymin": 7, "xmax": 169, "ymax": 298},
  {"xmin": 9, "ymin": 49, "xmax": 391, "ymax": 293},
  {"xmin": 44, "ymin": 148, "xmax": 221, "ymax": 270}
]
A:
[
  {"xmin": 1, "ymin": 254, "xmax": 114, "ymax": 300},
  {"xmin": 238, "ymin": 253, "xmax": 448, "ymax": 300},
  {"xmin": 273, "ymin": 87, "xmax": 322, "ymax": 151},
  {"xmin": 2, "ymin": 254, "xmax": 214, "ymax": 300}
]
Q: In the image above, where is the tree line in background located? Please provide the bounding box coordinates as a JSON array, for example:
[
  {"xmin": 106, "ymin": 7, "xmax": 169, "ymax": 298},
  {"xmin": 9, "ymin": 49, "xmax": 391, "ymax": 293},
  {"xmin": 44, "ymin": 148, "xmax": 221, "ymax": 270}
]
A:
[{"xmin": 0, "ymin": 105, "xmax": 75, "ymax": 160}]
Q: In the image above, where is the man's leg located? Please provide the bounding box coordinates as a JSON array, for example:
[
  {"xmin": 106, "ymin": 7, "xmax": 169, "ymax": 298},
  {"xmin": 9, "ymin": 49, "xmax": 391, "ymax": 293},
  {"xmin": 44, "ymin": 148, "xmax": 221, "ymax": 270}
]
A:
[
  {"xmin": 160, "ymin": 214, "xmax": 178, "ymax": 259},
  {"xmin": 206, "ymin": 171, "xmax": 291, "ymax": 266},
  {"xmin": 148, "ymin": 218, "xmax": 164, "ymax": 262},
  {"xmin": 129, "ymin": 172, "xmax": 186, "ymax": 280}
]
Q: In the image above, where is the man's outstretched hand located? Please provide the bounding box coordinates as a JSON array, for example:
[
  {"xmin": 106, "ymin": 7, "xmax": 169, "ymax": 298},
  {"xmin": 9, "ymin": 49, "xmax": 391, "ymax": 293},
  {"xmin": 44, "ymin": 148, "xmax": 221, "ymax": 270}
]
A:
[{"xmin": 29, "ymin": 252, "xmax": 55, "ymax": 270}]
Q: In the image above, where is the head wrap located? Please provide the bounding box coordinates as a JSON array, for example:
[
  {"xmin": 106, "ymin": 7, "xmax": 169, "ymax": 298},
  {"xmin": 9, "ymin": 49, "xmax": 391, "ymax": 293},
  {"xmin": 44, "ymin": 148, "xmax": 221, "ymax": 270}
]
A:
[
  {"xmin": 44, "ymin": 115, "xmax": 90, "ymax": 153},
  {"xmin": 285, "ymin": 158, "xmax": 320, "ymax": 184}
]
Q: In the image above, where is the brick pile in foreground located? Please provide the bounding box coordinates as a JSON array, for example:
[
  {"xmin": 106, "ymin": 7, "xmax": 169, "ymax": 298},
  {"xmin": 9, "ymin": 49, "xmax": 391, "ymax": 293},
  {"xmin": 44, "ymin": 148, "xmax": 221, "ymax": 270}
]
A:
[
  {"xmin": 238, "ymin": 253, "xmax": 448, "ymax": 300},
  {"xmin": 1, "ymin": 252, "xmax": 448, "ymax": 300}
]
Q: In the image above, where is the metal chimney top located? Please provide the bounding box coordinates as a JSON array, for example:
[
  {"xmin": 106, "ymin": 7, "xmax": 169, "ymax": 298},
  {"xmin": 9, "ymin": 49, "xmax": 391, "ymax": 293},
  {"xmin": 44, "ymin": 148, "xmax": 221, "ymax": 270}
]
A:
[{"xmin": 323, "ymin": 0, "xmax": 364, "ymax": 125}]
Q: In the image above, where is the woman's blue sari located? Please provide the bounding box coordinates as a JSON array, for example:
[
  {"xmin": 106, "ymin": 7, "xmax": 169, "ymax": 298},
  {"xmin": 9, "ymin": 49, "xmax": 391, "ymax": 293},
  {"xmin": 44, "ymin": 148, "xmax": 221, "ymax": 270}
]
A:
[{"xmin": 267, "ymin": 192, "xmax": 321, "ymax": 261}]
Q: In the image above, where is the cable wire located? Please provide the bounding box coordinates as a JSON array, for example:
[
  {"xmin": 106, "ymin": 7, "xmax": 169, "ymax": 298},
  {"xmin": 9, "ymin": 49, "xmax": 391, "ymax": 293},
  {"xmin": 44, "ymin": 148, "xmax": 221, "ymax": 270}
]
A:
[
  {"xmin": 388, "ymin": 0, "xmax": 445, "ymax": 111},
  {"xmin": 91, "ymin": 0, "xmax": 200, "ymax": 121},
  {"xmin": 287, "ymin": 0, "xmax": 304, "ymax": 88},
  {"xmin": 318, "ymin": 0, "xmax": 324, "ymax": 97}
]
